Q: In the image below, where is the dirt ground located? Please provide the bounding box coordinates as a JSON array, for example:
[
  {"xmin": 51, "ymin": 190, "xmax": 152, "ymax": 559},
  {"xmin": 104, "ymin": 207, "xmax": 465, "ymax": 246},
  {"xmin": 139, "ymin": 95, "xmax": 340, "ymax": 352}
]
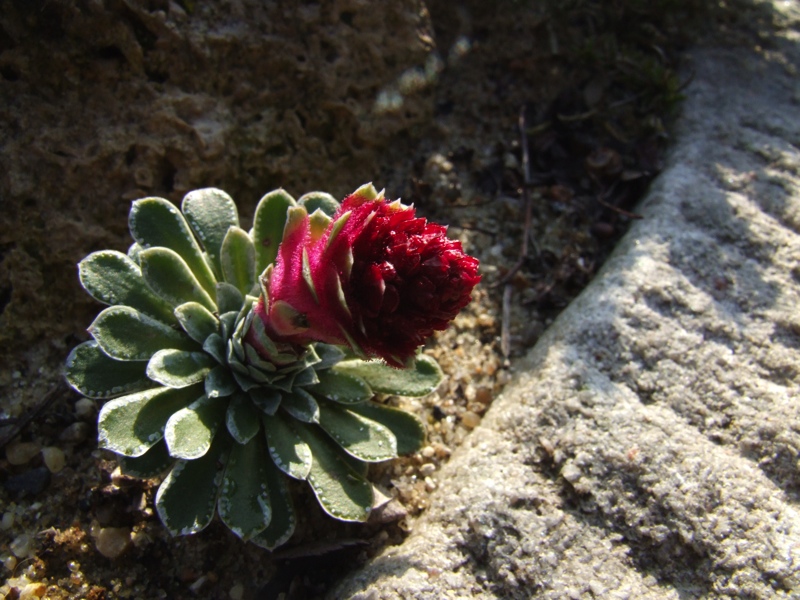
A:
[{"xmin": 0, "ymin": 1, "xmax": 781, "ymax": 598}]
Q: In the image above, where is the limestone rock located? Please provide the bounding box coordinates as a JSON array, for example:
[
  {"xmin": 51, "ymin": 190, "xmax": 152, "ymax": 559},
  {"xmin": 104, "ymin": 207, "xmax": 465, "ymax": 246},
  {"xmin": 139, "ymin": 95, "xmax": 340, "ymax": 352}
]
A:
[{"xmin": 332, "ymin": 6, "xmax": 800, "ymax": 599}]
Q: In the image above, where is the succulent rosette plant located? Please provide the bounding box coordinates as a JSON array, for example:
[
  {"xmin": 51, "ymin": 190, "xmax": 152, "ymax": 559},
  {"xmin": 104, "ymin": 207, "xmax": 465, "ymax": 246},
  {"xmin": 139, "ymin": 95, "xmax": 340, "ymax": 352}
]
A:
[{"xmin": 65, "ymin": 183, "xmax": 480, "ymax": 548}]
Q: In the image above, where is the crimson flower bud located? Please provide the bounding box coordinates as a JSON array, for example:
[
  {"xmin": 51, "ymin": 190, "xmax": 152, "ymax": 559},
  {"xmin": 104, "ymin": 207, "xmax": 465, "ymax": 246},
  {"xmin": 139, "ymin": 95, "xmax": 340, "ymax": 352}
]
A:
[{"xmin": 253, "ymin": 186, "xmax": 481, "ymax": 367}]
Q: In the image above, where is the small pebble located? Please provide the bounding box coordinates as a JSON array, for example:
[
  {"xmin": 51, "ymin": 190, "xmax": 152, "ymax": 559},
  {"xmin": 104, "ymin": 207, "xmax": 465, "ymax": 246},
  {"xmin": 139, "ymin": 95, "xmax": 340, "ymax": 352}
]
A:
[
  {"xmin": 420, "ymin": 445, "xmax": 435, "ymax": 458},
  {"xmin": 19, "ymin": 582, "xmax": 47, "ymax": 599},
  {"xmin": 189, "ymin": 575, "xmax": 207, "ymax": 593},
  {"xmin": 561, "ymin": 462, "xmax": 582, "ymax": 483},
  {"xmin": 3, "ymin": 553, "xmax": 17, "ymax": 571},
  {"xmin": 74, "ymin": 398, "xmax": 97, "ymax": 421},
  {"xmin": 419, "ymin": 463, "xmax": 436, "ymax": 477},
  {"xmin": 475, "ymin": 387, "xmax": 493, "ymax": 404},
  {"xmin": 10, "ymin": 533, "xmax": 34, "ymax": 558},
  {"xmin": 95, "ymin": 527, "xmax": 132, "ymax": 559},
  {"xmin": 41, "ymin": 447, "xmax": 66, "ymax": 473},
  {"xmin": 6, "ymin": 441, "xmax": 42, "ymax": 466},
  {"xmin": 1, "ymin": 511, "xmax": 14, "ymax": 530},
  {"xmin": 3, "ymin": 467, "xmax": 51, "ymax": 497},
  {"xmin": 477, "ymin": 313, "xmax": 495, "ymax": 328},
  {"xmin": 59, "ymin": 422, "xmax": 91, "ymax": 443},
  {"xmin": 424, "ymin": 476, "xmax": 437, "ymax": 492},
  {"xmin": 461, "ymin": 411, "xmax": 481, "ymax": 429},
  {"xmin": 229, "ymin": 583, "xmax": 244, "ymax": 600}
]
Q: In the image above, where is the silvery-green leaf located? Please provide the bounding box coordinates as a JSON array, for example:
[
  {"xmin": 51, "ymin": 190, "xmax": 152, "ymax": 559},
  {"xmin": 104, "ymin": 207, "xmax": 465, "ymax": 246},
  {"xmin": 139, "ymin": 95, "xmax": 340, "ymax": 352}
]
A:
[
  {"xmin": 79, "ymin": 251, "xmax": 176, "ymax": 325},
  {"xmin": 332, "ymin": 354, "xmax": 443, "ymax": 397},
  {"xmin": 250, "ymin": 387, "xmax": 281, "ymax": 415},
  {"xmin": 347, "ymin": 401, "xmax": 426, "ymax": 455},
  {"xmin": 251, "ymin": 189, "xmax": 296, "ymax": 274},
  {"xmin": 175, "ymin": 302, "xmax": 219, "ymax": 344},
  {"xmin": 128, "ymin": 196, "xmax": 217, "ymax": 296},
  {"xmin": 220, "ymin": 226, "xmax": 256, "ymax": 295},
  {"xmin": 226, "ymin": 393, "xmax": 261, "ymax": 444},
  {"xmin": 89, "ymin": 306, "xmax": 195, "ymax": 360},
  {"xmin": 206, "ymin": 365, "xmax": 236, "ymax": 398},
  {"xmin": 219, "ymin": 311, "xmax": 238, "ymax": 341},
  {"xmin": 247, "ymin": 365, "xmax": 271, "ymax": 384},
  {"xmin": 165, "ymin": 394, "xmax": 226, "ymax": 460},
  {"xmin": 118, "ymin": 440, "xmax": 173, "ymax": 478},
  {"xmin": 203, "ymin": 333, "xmax": 226, "ymax": 364},
  {"xmin": 181, "ymin": 188, "xmax": 239, "ymax": 279},
  {"xmin": 313, "ymin": 343, "xmax": 346, "ymax": 370},
  {"xmin": 251, "ymin": 458, "xmax": 296, "ymax": 550},
  {"xmin": 281, "ymin": 388, "xmax": 319, "ymax": 423},
  {"xmin": 65, "ymin": 341, "xmax": 153, "ymax": 399},
  {"xmin": 340, "ymin": 447, "xmax": 369, "ymax": 478},
  {"xmin": 293, "ymin": 422, "xmax": 373, "ymax": 522},
  {"xmin": 217, "ymin": 282, "xmax": 245, "ymax": 314},
  {"xmin": 307, "ymin": 369, "xmax": 372, "ymax": 404},
  {"xmin": 98, "ymin": 384, "xmax": 202, "ymax": 457},
  {"xmin": 263, "ymin": 412, "xmax": 311, "ymax": 480},
  {"xmin": 155, "ymin": 435, "xmax": 228, "ymax": 536},
  {"xmin": 218, "ymin": 430, "xmax": 272, "ymax": 540},
  {"xmin": 139, "ymin": 247, "xmax": 216, "ymax": 312},
  {"xmin": 317, "ymin": 401, "xmax": 397, "ymax": 462},
  {"xmin": 128, "ymin": 242, "xmax": 144, "ymax": 265},
  {"xmin": 298, "ymin": 191, "xmax": 340, "ymax": 218},
  {"xmin": 147, "ymin": 349, "xmax": 214, "ymax": 389},
  {"xmin": 297, "ymin": 344, "xmax": 322, "ymax": 369}
]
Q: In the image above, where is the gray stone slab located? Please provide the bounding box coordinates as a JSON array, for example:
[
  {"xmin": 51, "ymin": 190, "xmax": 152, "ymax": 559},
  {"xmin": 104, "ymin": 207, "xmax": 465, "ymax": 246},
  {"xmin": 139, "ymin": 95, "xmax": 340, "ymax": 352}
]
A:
[{"xmin": 333, "ymin": 8, "xmax": 800, "ymax": 600}]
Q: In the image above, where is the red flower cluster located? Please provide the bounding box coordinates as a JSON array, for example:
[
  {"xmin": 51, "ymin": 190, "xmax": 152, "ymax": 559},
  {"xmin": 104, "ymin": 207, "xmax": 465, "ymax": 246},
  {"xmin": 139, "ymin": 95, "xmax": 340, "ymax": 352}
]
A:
[{"xmin": 252, "ymin": 189, "xmax": 481, "ymax": 367}]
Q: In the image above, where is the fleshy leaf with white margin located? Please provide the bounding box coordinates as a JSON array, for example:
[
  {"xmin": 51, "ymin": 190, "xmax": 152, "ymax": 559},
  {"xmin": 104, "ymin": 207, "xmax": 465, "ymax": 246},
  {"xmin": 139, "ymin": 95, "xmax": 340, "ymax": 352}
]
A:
[
  {"xmin": 251, "ymin": 189, "xmax": 296, "ymax": 274},
  {"xmin": 205, "ymin": 365, "xmax": 237, "ymax": 398},
  {"xmin": 332, "ymin": 354, "xmax": 443, "ymax": 397},
  {"xmin": 165, "ymin": 394, "xmax": 226, "ymax": 460},
  {"xmin": 174, "ymin": 302, "xmax": 219, "ymax": 345},
  {"xmin": 313, "ymin": 343, "xmax": 346, "ymax": 370},
  {"xmin": 216, "ymin": 282, "xmax": 245, "ymax": 315},
  {"xmin": 147, "ymin": 349, "xmax": 215, "ymax": 389},
  {"xmin": 297, "ymin": 191, "xmax": 340, "ymax": 218},
  {"xmin": 226, "ymin": 393, "xmax": 262, "ymax": 444},
  {"xmin": 251, "ymin": 457, "xmax": 296, "ymax": 550},
  {"xmin": 181, "ymin": 188, "xmax": 239, "ymax": 280},
  {"xmin": 218, "ymin": 429, "xmax": 272, "ymax": 540},
  {"xmin": 155, "ymin": 436, "xmax": 228, "ymax": 536},
  {"xmin": 316, "ymin": 400, "xmax": 397, "ymax": 462},
  {"xmin": 249, "ymin": 387, "xmax": 281, "ymax": 415},
  {"xmin": 98, "ymin": 384, "xmax": 202, "ymax": 457},
  {"xmin": 307, "ymin": 369, "xmax": 372, "ymax": 404},
  {"xmin": 139, "ymin": 247, "xmax": 216, "ymax": 312},
  {"xmin": 79, "ymin": 251, "xmax": 176, "ymax": 325},
  {"xmin": 293, "ymin": 422, "xmax": 373, "ymax": 522},
  {"xmin": 128, "ymin": 196, "xmax": 217, "ymax": 297},
  {"xmin": 89, "ymin": 305, "xmax": 196, "ymax": 360},
  {"xmin": 220, "ymin": 226, "xmax": 256, "ymax": 296},
  {"xmin": 346, "ymin": 401, "xmax": 426, "ymax": 455},
  {"xmin": 65, "ymin": 341, "xmax": 154, "ymax": 399},
  {"xmin": 118, "ymin": 439, "xmax": 173, "ymax": 478},
  {"xmin": 280, "ymin": 388, "xmax": 319, "ymax": 423},
  {"xmin": 263, "ymin": 412, "xmax": 312, "ymax": 480}
]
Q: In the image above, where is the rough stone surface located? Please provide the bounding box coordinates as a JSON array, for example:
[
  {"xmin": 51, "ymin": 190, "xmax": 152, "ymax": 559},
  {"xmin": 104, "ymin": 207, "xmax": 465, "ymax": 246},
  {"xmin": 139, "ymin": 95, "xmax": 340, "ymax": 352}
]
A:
[{"xmin": 333, "ymin": 7, "xmax": 800, "ymax": 600}]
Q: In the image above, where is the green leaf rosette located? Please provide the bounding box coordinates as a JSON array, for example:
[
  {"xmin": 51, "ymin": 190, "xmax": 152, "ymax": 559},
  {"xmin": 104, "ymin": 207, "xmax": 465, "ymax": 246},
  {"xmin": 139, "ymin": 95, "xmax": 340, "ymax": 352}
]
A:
[{"xmin": 65, "ymin": 188, "xmax": 441, "ymax": 547}]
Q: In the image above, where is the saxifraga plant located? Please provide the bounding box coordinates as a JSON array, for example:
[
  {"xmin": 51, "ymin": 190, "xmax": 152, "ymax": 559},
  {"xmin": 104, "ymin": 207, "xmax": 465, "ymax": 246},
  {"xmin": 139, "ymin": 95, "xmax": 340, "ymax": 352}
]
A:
[{"xmin": 64, "ymin": 183, "xmax": 480, "ymax": 548}]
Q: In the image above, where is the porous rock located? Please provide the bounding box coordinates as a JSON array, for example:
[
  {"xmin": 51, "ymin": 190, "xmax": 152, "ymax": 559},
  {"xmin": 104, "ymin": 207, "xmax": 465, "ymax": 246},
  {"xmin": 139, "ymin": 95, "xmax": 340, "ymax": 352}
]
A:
[{"xmin": 332, "ymin": 6, "xmax": 800, "ymax": 599}]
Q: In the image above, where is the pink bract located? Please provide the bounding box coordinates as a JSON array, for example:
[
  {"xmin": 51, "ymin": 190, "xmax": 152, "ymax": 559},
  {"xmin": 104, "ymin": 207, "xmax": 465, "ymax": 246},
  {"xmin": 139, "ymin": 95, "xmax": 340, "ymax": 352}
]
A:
[{"xmin": 253, "ymin": 190, "xmax": 481, "ymax": 367}]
